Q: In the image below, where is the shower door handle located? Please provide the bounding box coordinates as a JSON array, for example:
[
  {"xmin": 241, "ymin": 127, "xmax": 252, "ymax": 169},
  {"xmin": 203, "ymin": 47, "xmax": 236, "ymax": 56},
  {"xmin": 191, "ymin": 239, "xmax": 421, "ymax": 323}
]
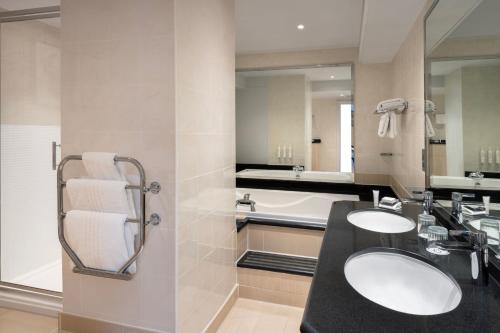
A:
[{"xmin": 52, "ymin": 141, "xmax": 61, "ymax": 171}]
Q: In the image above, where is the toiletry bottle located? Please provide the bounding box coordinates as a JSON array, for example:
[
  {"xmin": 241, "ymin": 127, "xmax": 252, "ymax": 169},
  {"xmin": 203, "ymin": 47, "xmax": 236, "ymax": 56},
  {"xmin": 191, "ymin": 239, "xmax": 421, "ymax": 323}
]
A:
[
  {"xmin": 373, "ymin": 190, "xmax": 380, "ymax": 208},
  {"xmin": 496, "ymin": 147, "xmax": 500, "ymax": 164},
  {"xmin": 480, "ymin": 147, "xmax": 486, "ymax": 164},
  {"xmin": 277, "ymin": 145, "xmax": 281, "ymax": 160},
  {"xmin": 488, "ymin": 147, "xmax": 494, "ymax": 164}
]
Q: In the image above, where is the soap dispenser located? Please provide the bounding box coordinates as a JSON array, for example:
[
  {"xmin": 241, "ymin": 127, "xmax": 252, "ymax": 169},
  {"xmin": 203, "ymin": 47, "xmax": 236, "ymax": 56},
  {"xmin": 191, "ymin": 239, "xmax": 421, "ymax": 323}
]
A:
[
  {"xmin": 480, "ymin": 147, "xmax": 486, "ymax": 164},
  {"xmin": 488, "ymin": 147, "xmax": 494, "ymax": 164}
]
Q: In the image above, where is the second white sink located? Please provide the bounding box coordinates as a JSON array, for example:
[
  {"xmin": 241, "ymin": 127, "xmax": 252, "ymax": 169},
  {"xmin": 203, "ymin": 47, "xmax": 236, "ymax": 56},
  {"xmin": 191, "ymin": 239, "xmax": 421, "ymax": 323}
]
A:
[
  {"xmin": 347, "ymin": 209, "xmax": 415, "ymax": 233},
  {"xmin": 344, "ymin": 249, "xmax": 462, "ymax": 315}
]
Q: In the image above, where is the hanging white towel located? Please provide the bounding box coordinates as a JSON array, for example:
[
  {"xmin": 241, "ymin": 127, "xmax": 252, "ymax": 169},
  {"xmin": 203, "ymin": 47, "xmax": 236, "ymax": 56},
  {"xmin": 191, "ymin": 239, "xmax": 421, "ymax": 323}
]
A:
[
  {"xmin": 81, "ymin": 151, "xmax": 138, "ymax": 235},
  {"xmin": 387, "ymin": 111, "xmax": 398, "ymax": 139},
  {"xmin": 378, "ymin": 112, "xmax": 390, "ymax": 137},
  {"xmin": 64, "ymin": 210, "xmax": 136, "ymax": 273},
  {"xmin": 425, "ymin": 100, "xmax": 437, "ymax": 113},
  {"xmin": 425, "ymin": 114, "xmax": 435, "ymax": 138},
  {"xmin": 82, "ymin": 152, "xmax": 124, "ymax": 180},
  {"xmin": 66, "ymin": 179, "xmax": 136, "ymax": 218}
]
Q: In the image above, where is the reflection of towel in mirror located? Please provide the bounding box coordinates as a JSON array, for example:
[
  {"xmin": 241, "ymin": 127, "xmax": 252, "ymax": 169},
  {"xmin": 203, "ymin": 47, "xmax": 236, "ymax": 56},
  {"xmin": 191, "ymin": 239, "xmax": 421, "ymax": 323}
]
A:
[
  {"xmin": 425, "ymin": 100, "xmax": 436, "ymax": 113},
  {"xmin": 387, "ymin": 111, "xmax": 397, "ymax": 139},
  {"xmin": 425, "ymin": 114, "xmax": 435, "ymax": 137},
  {"xmin": 376, "ymin": 98, "xmax": 407, "ymax": 113},
  {"xmin": 378, "ymin": 112, "xmax": 389, "ymax": 137},
  {"xmin": 378, "ymin": 111, "xmax": 398, "ymax": 139}
]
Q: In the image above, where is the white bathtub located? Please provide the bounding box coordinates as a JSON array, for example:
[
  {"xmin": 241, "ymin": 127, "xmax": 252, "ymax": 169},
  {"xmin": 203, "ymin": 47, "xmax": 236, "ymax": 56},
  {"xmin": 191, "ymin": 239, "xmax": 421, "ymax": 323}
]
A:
[
  {"xmin": 236, "ymin": 188, "xmax": 359, "ymax": 226},
  {"xmin": 236, "ymin": 169, "xmax": 354, "ymax": 183},
  {"xmin": 431, "ymin": 175, "xmax": 500, "ymax": 190}
]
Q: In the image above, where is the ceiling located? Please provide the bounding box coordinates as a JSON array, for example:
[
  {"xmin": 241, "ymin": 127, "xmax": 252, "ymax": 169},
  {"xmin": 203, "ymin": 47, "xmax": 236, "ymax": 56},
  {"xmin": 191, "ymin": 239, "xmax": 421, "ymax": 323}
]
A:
[
  {"xmin": 236, "ymin": 0, "xmax": 363, "ymax": 54},
  {"xmin": 236, "ymin": 0, "xmax": 427, "ymax": 63},
  {"xmin": 450, "ymin": 0, "xmax": 500, "ymax": 39}
]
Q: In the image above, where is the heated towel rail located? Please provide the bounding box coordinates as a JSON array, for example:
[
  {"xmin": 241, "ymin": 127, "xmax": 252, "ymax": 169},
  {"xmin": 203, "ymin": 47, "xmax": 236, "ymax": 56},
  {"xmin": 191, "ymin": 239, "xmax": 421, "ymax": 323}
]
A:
[{"xmin": 57, "ymin": 155, "xmax": 161, "ymax": 280}]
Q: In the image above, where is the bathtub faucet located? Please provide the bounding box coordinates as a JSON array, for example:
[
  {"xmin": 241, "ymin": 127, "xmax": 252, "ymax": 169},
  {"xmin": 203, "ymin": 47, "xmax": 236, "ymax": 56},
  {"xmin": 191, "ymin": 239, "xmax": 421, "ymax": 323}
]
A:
[
  {"xmin": 236, "ymin": 193, "xmax": 256, "ymax": 212},
  {"xmin": 293, "ymin": 165, "xmax": 304, "ymax": 178}
]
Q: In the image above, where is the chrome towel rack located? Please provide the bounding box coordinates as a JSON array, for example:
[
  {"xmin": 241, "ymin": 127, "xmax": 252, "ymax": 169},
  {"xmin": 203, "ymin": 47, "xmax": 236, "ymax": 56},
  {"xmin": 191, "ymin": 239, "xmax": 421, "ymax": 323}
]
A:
[{"xmin": 57, "ymin": 155, "xmax": 161, "ymax": 280}]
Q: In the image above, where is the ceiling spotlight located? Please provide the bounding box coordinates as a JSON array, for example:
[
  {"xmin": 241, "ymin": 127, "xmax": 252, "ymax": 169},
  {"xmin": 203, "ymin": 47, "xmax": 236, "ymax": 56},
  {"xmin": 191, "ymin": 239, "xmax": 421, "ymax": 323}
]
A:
[
  {"xmin": 330, "ymin": 75, "xmax": 335, "ymax": 79},
  {"xmin": 340, "ymin": 94, "xmax": 345, "ymax": 97},
  {"xmin": 297, "ymin": 24, "xmax": 305, "ymax": 30}
]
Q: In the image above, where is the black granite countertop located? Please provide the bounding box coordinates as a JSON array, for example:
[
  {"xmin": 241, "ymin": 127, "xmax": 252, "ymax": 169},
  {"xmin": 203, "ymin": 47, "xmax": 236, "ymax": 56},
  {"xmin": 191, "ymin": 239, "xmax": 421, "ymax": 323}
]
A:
[{"xmin": 301, "ymin": 201, "xmax": 500, "ymax": 333}]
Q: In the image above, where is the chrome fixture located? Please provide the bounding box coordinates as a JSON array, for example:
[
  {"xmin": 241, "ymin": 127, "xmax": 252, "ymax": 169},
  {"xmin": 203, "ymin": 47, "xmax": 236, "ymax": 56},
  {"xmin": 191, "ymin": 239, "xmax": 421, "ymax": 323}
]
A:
[
  {"xmin": 57, "ymin": 155, "xmax": 161, "ymax": 280},
  {"xmin": 433, "ymin": 229, "xmax": 488, "ymax": 284},
  {"xmin": 451, "ymin": 192, "xmax": 475, "ymax": 223},
  {"xmin": 293, "ymin": 165, "xmax": 304, "ymax": 178},
  {"xmin": 468, "ymin": 171, "xmax": 484, "ymax": 186},
  {"xmin": 236, "ymin": 193, "xmax": 256, "ymax": 212},
  {"xmin": 401, "ymin": 190, "xmax": 433, "ymax": 214},
  {"xmin": 51, "ymin": 141, "xmax": 61, "ymax": 171},
  {"xmin": 423, "ymin": 190, "xmax": 433, "ymax": 214}
]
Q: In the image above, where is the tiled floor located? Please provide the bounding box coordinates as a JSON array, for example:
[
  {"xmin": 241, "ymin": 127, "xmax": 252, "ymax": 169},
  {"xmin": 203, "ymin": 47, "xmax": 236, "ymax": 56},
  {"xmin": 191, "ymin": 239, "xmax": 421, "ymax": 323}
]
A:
[
  {"xmin": 217, "ymin": 298, "xmax": 303, "ymax": 333},
  {"xmin": 0, "ymin": 307, "xmax": 59, "ymax": 333}
]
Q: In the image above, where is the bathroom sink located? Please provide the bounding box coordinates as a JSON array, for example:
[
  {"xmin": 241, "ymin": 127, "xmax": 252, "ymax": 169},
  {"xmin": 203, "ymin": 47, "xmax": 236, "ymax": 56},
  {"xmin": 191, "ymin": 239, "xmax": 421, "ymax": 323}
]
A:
[
  {"xmin": 344, "ymin": 249, "xmax": 462, "ymax": 315},
  {"xmin": 347, "ymin": 209, "xmax": 415, "ymax": 233}
]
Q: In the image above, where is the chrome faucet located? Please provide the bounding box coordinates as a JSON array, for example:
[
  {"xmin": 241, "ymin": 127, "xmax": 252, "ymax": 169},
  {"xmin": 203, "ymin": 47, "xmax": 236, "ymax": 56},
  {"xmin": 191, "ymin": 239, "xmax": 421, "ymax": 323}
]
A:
[
  {"xmin": 433, "ymin": 229, "xmax": 488, "ymax": 284},
  {"xmin": 402, "ymin": 190, "xmax": 434, "ymax": 214},
  {"xmin": 293, "ymin": 165, "xmax": 304, "ymax": 178},
  {"xmin": 468, "ymin": 171, "xmax": 484, "ymax": 186},
  {"xmin": 451, "ymin": 192, "xmax": 475, "ymax": 223},
  {"xmin": 236, "ymin": 193, "xmax": 256, "ymax": 212}
]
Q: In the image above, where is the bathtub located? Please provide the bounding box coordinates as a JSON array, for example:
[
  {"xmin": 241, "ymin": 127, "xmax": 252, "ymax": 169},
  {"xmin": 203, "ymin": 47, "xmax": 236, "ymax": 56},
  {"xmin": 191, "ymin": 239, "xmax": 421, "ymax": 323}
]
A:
[
  {"xmin": 236, "ymin": 169, "xmax": 354, "ymax": 183},
  {"xmin": 431, "ymin": 175, "xmax": 500, "ymax": 190},
  {"xmin": 236, "ymin": 188, "xmax": 359, "ymax": 226}
]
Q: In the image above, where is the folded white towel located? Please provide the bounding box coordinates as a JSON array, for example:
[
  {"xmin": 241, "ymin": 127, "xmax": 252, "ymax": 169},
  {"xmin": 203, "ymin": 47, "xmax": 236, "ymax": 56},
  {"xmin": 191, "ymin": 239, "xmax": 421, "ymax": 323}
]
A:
[
  {"xmin": 64, "ymin": 210, "xmax": 136, "ymax": 273},
  {"xmin": 387, "ymin": 111, "xmax": 398, "ymax": 139},
  {"xmin": 66, "ymin": 179, "xmax": 136, "ymax": 218},
  {"xmin": 425, "ymin": 114, "xmax": 435, "ymax": 138},
  {"xmin": 378, "ymin": 112, "xmax": 390, "ymax": 137},
  {"xmin": 82, "ymin": 152, "xmax": 124, "ymax": 180},
  {"xmin": 376, "ymin": 98, "xmax": 407, "ymax": 114}
]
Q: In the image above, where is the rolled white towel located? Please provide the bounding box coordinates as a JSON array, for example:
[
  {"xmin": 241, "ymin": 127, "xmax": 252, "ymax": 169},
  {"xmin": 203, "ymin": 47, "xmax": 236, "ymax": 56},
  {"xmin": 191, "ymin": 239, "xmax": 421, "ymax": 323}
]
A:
[
  {"xmin": 82, "ymin": 152, "xmax": 124, "ymax": 180},
  {"xmin": 387, "ymin": 111, "xmax": 398, "ymax": 139},
  {"xmin": 64, "ymin": 210, "xmax": 136, "ymax": 273},
  {"xmin": 425, "ymin": 100, "xmax": 436, "ymax": 113},
  {"xmin": 425, "ymin": 114, "xmax": 435, "ymax": 138},
  {"xmin": 378, "ymin": 112, "xmax": 390, "ymax": 137},
  {"xmin": 376, "ymin": 98, "xmax": 407, "ymax": 113}
]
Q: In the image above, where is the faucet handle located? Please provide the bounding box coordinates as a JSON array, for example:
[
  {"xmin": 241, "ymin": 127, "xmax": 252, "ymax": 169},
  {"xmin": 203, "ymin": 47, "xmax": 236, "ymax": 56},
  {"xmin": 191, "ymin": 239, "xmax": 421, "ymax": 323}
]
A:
[{"xmin": 243, "ymin": 193, "xmax": 251, "ymax": 200}]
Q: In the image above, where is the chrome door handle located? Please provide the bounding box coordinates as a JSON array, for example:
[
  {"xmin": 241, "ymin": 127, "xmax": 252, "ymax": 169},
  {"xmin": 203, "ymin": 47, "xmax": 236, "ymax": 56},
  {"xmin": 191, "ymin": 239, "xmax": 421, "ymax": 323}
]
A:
[{"xmin": 52, "ymin": 141, "xmax": 61, "ymax": 170}]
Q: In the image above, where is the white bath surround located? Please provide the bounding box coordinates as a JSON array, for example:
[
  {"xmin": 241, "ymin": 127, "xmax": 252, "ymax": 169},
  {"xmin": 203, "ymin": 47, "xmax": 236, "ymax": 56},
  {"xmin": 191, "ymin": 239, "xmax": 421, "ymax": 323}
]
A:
[
  {"xmin": 236, "ymin": 188, "xmax": 359, "ymax": 225},
  {"xmin": 237, "ymin": 169, "xmax": 354, "ymax": 183}
]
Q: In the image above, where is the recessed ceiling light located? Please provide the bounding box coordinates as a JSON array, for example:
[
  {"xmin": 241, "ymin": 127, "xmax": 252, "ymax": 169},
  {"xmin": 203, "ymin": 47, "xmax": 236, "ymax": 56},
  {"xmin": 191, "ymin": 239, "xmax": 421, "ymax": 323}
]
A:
[
  {"xmin": 330, "ymin": 75, "xmax": 335, "ymax": 79},
  {"xmin": 340, "ymin": 94, "xmax": 345, "ymax": 97},
  {"xmin": 297, "ymin": 24, "xmax": 305, "ymax": 30}
]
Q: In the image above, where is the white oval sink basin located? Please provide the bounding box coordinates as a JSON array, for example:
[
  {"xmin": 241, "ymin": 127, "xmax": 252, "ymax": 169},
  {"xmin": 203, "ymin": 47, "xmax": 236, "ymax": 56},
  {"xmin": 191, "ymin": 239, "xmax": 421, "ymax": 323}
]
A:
[
  {"xmin": 347, "ymin": 209, "xmax": 415, "ymax": 233},
  {"xmin": 344, "ymin": 249, "xmax": 462, "ymax": 315}
]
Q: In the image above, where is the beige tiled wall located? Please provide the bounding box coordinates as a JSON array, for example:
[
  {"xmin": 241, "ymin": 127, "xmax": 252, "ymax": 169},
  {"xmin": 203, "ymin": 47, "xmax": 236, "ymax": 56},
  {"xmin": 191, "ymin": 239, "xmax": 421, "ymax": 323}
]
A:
[
  {"xmin": 175, "ymin": 0, "xmax": 237, "ymax": 333},
  {"xmin": 61, "ymin": 0, "xmax": 176, "ymax": 331},
  {"xmin": 247, "ymin": 225, "xmax": 324, "ymax": 258},
  {"xmin": 238, "ymin": 268, "xmax": 312, "ymax": 308},
  {"xmin": 237, "ymin": 226, "xmax": 248, "ymax": 259}
]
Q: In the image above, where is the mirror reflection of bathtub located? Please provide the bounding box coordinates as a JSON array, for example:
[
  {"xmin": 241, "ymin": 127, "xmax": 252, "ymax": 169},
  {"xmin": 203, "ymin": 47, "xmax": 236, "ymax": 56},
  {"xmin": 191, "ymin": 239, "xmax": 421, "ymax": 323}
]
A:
[
  {"xmin": 236, "ymin": 169, "xmax": 354, "ymax": 183},
  {"xmin": 236, "ymin": 188, "xmax": 359, "ymax": 226},
  {"xmin": 430, "ymin": 176, "xmax": 500, "ymax": 191}
]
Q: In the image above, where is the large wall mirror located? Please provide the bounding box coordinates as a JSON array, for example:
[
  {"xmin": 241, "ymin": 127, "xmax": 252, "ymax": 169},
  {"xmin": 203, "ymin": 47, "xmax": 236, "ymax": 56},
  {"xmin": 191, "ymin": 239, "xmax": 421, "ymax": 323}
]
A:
[
  {"xmin": 236, "ymin": 64, "xmax": 354, "ymax": 183},
  {"xmin": 425, "ymin": 0, "xmax": 500, "ymax": 192}
]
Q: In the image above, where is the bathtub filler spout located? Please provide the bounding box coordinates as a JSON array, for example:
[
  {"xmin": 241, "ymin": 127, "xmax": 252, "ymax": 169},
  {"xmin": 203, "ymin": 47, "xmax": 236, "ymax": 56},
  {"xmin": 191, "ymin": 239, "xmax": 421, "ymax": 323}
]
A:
[
  {"xmin": 236, "ymin": 193, "xmax": 256, "ymax": 212},
  {"xmin": 293, "ymin": 165, "xmax": 304, "ymax": 178}
]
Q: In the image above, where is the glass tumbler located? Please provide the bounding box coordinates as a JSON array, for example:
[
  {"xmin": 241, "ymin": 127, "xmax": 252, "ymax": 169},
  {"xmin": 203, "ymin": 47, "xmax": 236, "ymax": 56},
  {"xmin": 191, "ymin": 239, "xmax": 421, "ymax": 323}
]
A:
[
  {"xmin": 417, "ymin": 214, "xmax": 436, "ymax": 239},
  {"xmin": 426, "ymin": 226, "xmax": 449, "ymax": 255}
]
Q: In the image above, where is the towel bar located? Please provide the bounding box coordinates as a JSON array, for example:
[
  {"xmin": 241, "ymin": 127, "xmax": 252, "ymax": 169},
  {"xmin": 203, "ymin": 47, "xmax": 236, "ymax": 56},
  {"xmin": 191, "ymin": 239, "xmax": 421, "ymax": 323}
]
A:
[{"xmin": 57, "ymin": 154, "xmax": 161, "ymax": 280}]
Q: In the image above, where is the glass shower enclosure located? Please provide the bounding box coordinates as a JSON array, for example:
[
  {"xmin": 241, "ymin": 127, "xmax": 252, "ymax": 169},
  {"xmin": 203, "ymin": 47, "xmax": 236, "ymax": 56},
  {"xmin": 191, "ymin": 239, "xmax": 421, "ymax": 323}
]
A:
[{"xmin": 0, "ymin": 4, "xmax": 61, "ymax": 293}]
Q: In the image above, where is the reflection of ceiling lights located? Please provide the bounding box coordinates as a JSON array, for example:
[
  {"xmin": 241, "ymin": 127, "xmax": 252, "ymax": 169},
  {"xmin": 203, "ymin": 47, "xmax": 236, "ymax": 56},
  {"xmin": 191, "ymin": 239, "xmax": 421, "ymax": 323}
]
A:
[
  {"xmin": 340, "ymin": 94, "xmax": 345, "ymax": 97},
  {"xmin": 330, "ymin": 75, "xmax": 335, "ymax": 79},
  {"xmin": 297, "ymin": 24, "xmax": 305, "ymax": 30}
]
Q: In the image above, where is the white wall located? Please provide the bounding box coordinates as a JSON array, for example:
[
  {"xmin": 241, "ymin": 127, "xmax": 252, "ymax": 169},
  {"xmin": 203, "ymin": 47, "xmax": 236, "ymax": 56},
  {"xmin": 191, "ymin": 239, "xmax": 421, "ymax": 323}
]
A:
[{"xmin": 444, "ymin": 69, "xmax": 465, "ymax": 176}]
